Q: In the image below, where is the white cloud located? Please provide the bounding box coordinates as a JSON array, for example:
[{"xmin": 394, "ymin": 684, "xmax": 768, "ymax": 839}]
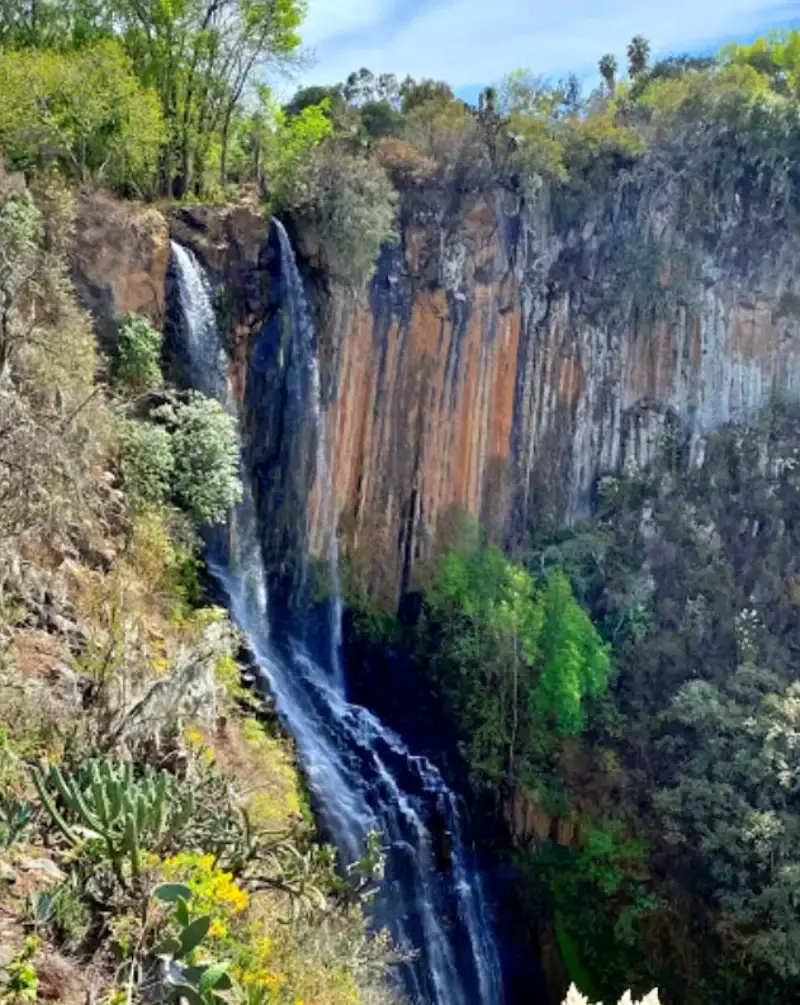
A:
[{"xmin": 295, "ymin": 0, "xmax": 798, "ymax": 89}]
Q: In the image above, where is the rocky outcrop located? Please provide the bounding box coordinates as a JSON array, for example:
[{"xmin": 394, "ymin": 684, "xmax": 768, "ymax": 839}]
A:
[
  {"xmin": 315, "ymin": 172, "xmax": 800, "ymax": 601},
  {"xmin": 70, "ymin": 192, "xmax": 170, "ymax": 344}
]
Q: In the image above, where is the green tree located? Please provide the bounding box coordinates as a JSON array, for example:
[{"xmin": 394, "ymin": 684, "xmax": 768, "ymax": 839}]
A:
[
  {"xmin": 113, "ymin": 0, "xmax": 305, "ymax": 194},
  {"xmin": 425, "ymin": 534, "xmax": 610, "ymax": 795},
  {"xmin": 359, "ymin": 100, "xmax": 405, "ymax": 140},
  {"xmin": 282, "ymin": 141, "xmax": 397, "ymax": 287},
  {"xmin": 599, "ymin": 53, "xmax": 617, "ymax": 92},
  {"xmin": 0, "ymin": 0, "xmax": 113, "ymax": 49},
  {"xmin": 0, "ymin": 41, "xmax": 165, "ymax": 191},
  {"xmin": 399, "ymin": 76, "xmax": 455, "ymax": 114},
  {"xmin": 534, "ymin": 570, "xmax": 612, "ymax": 735},
  {"xmin": 113, "ymin": 314, "xmax": 163, "ymax": 393},
  {"xmin": 627, "ymin": 35, "xmax": 651, "ymax": 77},
  {"xmin": 655, "ymin": 667, "xmax": 800, "ymax": 980},
  {"xmin": 284, "ymin": 84, "xmax": 344, "ymax": 119}
]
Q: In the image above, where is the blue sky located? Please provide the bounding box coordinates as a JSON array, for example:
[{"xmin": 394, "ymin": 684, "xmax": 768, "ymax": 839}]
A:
[{"xmin": 291, "ymin": 0, "xmax": 800, "ymax": 98}]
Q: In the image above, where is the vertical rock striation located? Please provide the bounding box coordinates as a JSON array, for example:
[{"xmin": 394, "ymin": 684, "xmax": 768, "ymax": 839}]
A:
[{"xmin": 316, "ymin": 175, "xmax": 800, "ymax": 600}]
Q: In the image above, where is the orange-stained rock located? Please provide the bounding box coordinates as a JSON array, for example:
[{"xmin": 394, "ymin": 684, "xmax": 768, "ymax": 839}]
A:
[
  {"xmin": 312, "ymin": 187, "xmax": 800, "ymax": 602},
  {"xmin": 70, "ymin": 192, "xmax": 169, "ymax": 344}
]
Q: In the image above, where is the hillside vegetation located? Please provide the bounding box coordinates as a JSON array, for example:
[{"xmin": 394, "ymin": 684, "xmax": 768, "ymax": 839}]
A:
[
  {"xmin": 3, "ymin": 6, "xmax": 800, "ymax": 1005},
  {"xmin": 0, "ymin": 161, "xmax": 398, "ymax": 1005}
]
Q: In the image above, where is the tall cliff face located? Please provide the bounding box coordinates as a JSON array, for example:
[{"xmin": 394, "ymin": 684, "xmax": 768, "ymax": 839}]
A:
[
  {"xmin": 308, "ymin": 168, "xmax": 800, "ymax": 602},
  {"xmin": 66, "ymin": 170, "xmax": 800, "ymax": 608}
]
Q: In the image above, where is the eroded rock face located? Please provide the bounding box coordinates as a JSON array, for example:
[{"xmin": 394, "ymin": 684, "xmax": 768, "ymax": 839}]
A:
[
  {"xmin": 168, "ymin": 203, "xmax": 271, "ymax": 400},
  {"xmin": 70, "ymin": 192, "xmax": 170, "ymax": 344},
  {"xmin": 315, "ymin": 177, "xmax": 800, "ymax": 601},
  {"xmin": 68, "ymin": 185, "xmax": 800, "ymax": 606}
]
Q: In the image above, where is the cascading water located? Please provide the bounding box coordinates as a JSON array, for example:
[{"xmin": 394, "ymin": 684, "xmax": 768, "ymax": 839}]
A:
[{"xmin": 170, "ymin": 232, "xmax": 504, "ymax": 1005}]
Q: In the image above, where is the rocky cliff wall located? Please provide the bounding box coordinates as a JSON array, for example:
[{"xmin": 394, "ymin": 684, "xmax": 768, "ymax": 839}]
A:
[
  {"xmin": 67, "ymin": 175, "xmax": 800, "ymax": 607},
  {"xmin": 313, "ymin": 170, "xmax": 800, "ymax": 601}
]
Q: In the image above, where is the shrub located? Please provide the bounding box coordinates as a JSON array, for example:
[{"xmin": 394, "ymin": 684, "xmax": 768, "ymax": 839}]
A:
[
  {"xmin": 157, "ymin": 394, "xmax": 242, "ymax": 524},
  {"xmin": 117, "ymin": 418, "xmax": 175, "ymax": 509},
  {"xmin": 376, "ymin": 137, "xmax": 437, "ymax": 187},
  {"xmin": 284, "ymin": 141, "xmax": 397, "ymax": 287},
  {"xmin": 113, "ymin": 314, "xmax": 163, "ymax": 393}
]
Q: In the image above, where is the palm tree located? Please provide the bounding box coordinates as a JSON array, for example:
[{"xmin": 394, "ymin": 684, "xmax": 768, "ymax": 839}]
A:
[
  {"xmin": 479, "ymin": 86, "xmax": 497, "ymax": 114},
  {"xmin": 627, "ymin": 35, "xmax": 651, "ymax": 77},
  {"xmin": 598, "ymin": 53, "xmax": 617, "ymax": 93}
]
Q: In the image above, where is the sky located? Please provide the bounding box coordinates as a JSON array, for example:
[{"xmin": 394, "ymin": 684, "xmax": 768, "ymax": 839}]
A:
[{"xmin": 289, "ymin": 0, "xmax": 800, "ymax": 100}]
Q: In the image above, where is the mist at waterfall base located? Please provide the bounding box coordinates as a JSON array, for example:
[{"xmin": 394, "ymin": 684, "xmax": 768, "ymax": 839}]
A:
[{"xmin": 169, "ymin": 228, "xmax": 506, "ymax": 1005}]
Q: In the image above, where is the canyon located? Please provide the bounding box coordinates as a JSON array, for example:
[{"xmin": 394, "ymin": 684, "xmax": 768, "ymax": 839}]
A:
[{"xmin": 69, "ymin": 161, "xmax": 800, "ymax": 605}]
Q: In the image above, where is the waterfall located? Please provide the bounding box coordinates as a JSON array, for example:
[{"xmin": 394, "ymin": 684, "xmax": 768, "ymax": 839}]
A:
[
  {"xmin": 170, "ymin": 242, "xmax": 227, "ymax": 399},
  {"xmin": 170, "ymin": 233, "xmax": 504, "ymax": 1005},
  {"xmin": 271, "ymin": 220, "xmax": 344, "ymax": 693}
]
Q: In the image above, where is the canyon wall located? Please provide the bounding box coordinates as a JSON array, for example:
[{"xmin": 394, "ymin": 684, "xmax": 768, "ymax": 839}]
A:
[
  {"xmin": 307, "ymin": 171, "xmax": 800, "ymax": 602},
  {"xmin": 68, "ymin": 167, "xmax": 800, "ymax": 607}
]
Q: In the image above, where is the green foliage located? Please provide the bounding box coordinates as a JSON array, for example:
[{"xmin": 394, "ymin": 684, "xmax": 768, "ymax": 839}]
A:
[
  {"xmin": 156, "ymin": 393, "xmax": 243, "ymax": 524},
  {"xmin": 256, "ymin": 91, "xmax": 334, "ymax": 207},
  {"xmin": 118, "ymin": 394, "xmax": 242, "ymax": 524},
  {"xmin": 51, "ymin": 875, "xmax": 92, "ymax": 953},
  {"xmin": 0, "ymin": 796, "xmax": 32, "ymax": 849},
  {"xmin": 113, "ymin": 314, "xmax": 163, "ymax": 392},
  {"xmin": 424, "ymin": 529, "xmax": 611, "ymax": 795},
  {"xmin": 722, "ymin": 29, "xmax": 800, "ymax": 95},
  {"xmin": 0, "ymin": 0, "xmax": 304, "ymax": 196},
  {"xmin": 0, "ymin": 41, "xmax": 165, "ymax": 191},
  {"xmin": 118, "ymin": 418, "xmax": 175, "ymax": 509},
  {"xmin": 400, "ymin": 77, "xmax": 455, "ymax": 114},
  {"xmin": 534, "ymin": 570, "xmax": 612, "ymax": 735},
  {"xmin": 528, "ymin": 823, "xmax": 659, "ymax": 997},
  {"xmin": 360, "ymin": 100, "xmax": 405, "ymax": 140},
  {"xmin": 656, "ymin": 671, "xmax": 800, "ymax": 979},
  {"xmin": 0, "ymin": 937, "xmax": 39, "ymax": 1004},
  {"xmin": 627, "ymin": 36, "xmax": 651, "ymax": 77},
  {"xmin": 152, "ymin": 883, "xmax": 240, "ymax": 1005},
  {"xmin": 31, "ymin": 758, "xmax": 195, "ymax": 885},
  {"xmin": 283, "ymin": 141, "xmax": 397, "ymax": 287},
  {"xmin": 599, "ymin": 54, "xmax": 617, "ymax": 93}
]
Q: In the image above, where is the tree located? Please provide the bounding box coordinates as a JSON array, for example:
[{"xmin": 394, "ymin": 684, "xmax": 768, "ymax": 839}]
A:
[
  {"xmin": 284, "ymin": 84, "xmax": 344, "ymax": 119},
  {"xmin": 359, "ymin": 100, "xmax": 404, "ymax": 139},
  {"xmin": 479, "ymin": 86, "xmax": 497, "ymax": 114},
  {"xmin": 599, "ymin": 53, "xmax": 617, "ymax": 92},
  {"xmin": 533, "ymin": 569, "xmax": 612, "ymax": 735},
  {"xmin": 400, "ymin": 76, "xmax": 454, "ymax": 114},
  {"xmin": 253, "ymin": 90, "xmax": 333, "ymax": 204},
  {"xmin": 655, "ymin": 668, "xmax": 800, "ymax": 980},
  {"xmin": 113, "ymin": 314, "xmax": 163, "ymax": 393},
  {"xmin": 113, "ymin": 0, "xmax": 305, "ymax": 194},
  {"xmin": 0, "ymin": 0, "xmax": 113, "ymax": 50},
  {"xmin": 627, "ymin": 35, "xmax": 651, "ymax": 77},
  {"xmin": 425, "ymin": 536, "xmax": 610, "ymax": 795},
  {"xmin": 341, "ymin": 68, "xmax": 400, "ymax": 108},
  {"xmin": 0, "ymin": 41, "xmax": 165, "ymax": 192},
  {"xmin": 282, "ymin": 141, "xmax": 397, "ymax": 286}
]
